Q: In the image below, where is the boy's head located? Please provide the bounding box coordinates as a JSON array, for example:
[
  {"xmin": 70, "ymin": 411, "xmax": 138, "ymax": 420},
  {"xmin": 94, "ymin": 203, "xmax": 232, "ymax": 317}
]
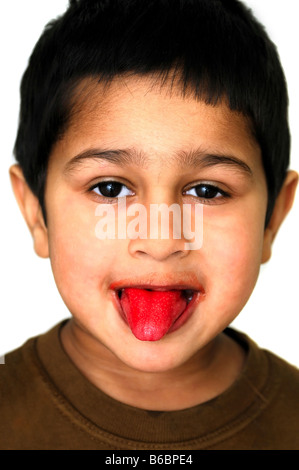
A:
[
  {"xmin": 10, "ymin": 0, "xmax": 297, "ymax": 372},
  {"xmin": 14, "ymin": 0, "xmax": 291, "ymax": 226}
]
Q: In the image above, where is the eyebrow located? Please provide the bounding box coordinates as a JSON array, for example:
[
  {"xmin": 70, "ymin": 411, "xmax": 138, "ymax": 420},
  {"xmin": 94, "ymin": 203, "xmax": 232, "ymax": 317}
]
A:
[
  {"xmin": 64, "ymin": 148, "xmax": 147, "ymax": 173},
  {"xmin": 176, "ymin": 149, "xmax": 253, "ymax": 176},
  {"xmin": 63, "ymin": 147, "xmax": 253, "ymax": 177}
]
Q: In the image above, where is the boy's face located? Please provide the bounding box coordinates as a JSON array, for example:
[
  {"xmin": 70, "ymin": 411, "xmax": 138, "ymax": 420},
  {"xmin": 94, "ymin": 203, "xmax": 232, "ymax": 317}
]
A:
[{"xmin": 43, "ymin": 76, "xmax": 268, "ymax": 372}]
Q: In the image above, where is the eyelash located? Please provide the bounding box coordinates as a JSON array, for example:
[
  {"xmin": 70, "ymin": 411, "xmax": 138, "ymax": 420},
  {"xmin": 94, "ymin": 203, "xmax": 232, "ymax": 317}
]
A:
[
  {"xmin": 88, "ymin": 181, "xmax": 134, "ymax": 201},
  {"xmin": 184, "ymin": 184, "xmax": 230, "ymax": 203},
  {"xmin": 88, "ymin": 180, "xmax": 230, "ymax": 204}
]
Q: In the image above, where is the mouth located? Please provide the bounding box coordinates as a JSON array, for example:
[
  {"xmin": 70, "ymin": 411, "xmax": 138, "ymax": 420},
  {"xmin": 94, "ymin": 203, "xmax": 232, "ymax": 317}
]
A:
[
  {"xmin": 117, "ymin": 287, "xmax": 195, "ymax": 302},
  {"xmin": 111, "ymin": 283, "xmax": 204, "ymax": 341}
]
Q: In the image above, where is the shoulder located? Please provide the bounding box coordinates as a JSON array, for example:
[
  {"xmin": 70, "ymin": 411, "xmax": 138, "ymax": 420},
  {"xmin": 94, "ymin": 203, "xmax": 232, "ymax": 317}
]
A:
[
  {"xmin": 224, "ymin": 328, "xmax": 299, "ymax": 449},
  {"xmin": 0, "ymin": 322, "xmax": 65, "ymax": 397},
  {"xmin": 0, "ymin": 335, "xmax": 43, "ymax": 416},
  {"xmin": 238, "ymin": 328, "xmax": 299, "ymax": 407},
  {"xmin": 242, "ymin": 329, "xmax": 299, "ymax": 402},
  {"xmin": 254, "ymin": 349, "xmax": 299, "ymax": 448},
  {"xmin": 263, "ymin": 348, "xmax": 299, "ymax": 410},
  {"xmin": 0, "ymin": 336, "xmax": 38, "ymax": 392},
  {"xmin": 228, "ymin": 327, "xmax": 299, "ymax": 394},
  {"xmin": 0, "ymin": 325, "xmax": 65, "ymax": 449}
]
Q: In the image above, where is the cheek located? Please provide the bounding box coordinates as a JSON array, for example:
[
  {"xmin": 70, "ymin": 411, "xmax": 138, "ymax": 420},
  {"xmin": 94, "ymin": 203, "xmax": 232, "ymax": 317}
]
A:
[
  {"xmin": 202, "ymin": 203, "xmax": 266, "ymax": 306},
  {"xmin": 46, "ymin": 197, "xmax": 118, "ymax": 309}
]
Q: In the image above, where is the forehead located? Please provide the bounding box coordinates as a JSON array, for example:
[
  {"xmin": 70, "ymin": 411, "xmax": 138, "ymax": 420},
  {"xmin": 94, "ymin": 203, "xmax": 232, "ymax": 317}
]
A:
[{"xmin": 52, "ymin": 75, "xmax": 261, "ymax": 168}]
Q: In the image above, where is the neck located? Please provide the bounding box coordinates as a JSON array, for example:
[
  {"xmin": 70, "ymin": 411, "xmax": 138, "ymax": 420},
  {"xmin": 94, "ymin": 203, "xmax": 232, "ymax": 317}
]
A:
[{"xmin": 60, "ymin": 319, "xmax": 246, "ymax": 411}]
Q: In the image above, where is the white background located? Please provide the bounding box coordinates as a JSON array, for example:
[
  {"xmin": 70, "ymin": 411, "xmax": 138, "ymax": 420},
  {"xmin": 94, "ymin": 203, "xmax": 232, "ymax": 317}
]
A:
[{"xmin": 0, "ymin": 1, "xmax": 298, "ymax": 366}]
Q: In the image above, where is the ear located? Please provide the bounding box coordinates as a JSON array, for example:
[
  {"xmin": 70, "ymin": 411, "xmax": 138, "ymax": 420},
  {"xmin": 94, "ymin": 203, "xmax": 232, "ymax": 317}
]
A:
[
  {"xmin": 9, "ymin": 164, "xmax": 49, "ymax": 258},
  {"xmin": 262, "ymin": 170, "xmax": 298, "ymax": 263}
]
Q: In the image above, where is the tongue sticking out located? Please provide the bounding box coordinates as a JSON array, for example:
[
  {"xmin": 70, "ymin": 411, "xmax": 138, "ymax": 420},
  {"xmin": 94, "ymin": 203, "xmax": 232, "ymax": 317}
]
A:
[{"xmin": 120, "ymin": 288, "xmax": 188, "ymax": 341}]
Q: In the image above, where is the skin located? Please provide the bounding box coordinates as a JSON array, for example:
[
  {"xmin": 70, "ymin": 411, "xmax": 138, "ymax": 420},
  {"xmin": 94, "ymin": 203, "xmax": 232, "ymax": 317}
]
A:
[{"xmin": 10, "ymin": 76, "xmax": 298, "ymax": 411}]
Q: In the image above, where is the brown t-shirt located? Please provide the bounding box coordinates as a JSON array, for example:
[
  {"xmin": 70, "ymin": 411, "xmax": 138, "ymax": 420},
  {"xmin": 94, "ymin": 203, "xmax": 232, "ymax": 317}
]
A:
[{"xmin": 0, "ymin": 321, "xmax": 298, "ymax": 450}]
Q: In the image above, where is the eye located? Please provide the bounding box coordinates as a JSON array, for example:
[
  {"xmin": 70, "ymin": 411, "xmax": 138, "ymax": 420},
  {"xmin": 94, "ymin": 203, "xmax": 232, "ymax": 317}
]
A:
[
  {"xmin": 90, "ymin": 181, "xmax": 134, "ymax": 199},
  {"xmin": 185, "ymin": 184, "xmax": 229, "ymax": 202}
]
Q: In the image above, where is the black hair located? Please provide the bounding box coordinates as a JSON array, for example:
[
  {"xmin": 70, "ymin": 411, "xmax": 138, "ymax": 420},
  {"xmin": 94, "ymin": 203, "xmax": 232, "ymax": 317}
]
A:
[{"xmin": 14, "ymin": 0, "xmax": 290, "ymax": 226}]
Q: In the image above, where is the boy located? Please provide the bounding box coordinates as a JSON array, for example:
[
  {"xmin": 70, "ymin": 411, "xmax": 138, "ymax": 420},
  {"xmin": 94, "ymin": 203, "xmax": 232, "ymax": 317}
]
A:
[{"xmin": 1, "ymin": 0, "xmax": 298, "ymax": 450}]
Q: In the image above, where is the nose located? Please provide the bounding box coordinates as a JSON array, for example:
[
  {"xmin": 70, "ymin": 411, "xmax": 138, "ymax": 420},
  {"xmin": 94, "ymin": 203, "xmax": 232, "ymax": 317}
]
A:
[
  {"xmin": 126, "ymin": 201, "xmax": 191, "ymax": 261},
  {"xmin": 128, "ymin": 236, "xmax": 189, "ymax": 261}
]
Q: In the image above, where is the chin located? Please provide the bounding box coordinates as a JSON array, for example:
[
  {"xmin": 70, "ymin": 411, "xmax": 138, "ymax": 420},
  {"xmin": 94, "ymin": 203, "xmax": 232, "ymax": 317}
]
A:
[{"xmin": 115, "ymin": 336, "xmax": 193, "ymax": 374}]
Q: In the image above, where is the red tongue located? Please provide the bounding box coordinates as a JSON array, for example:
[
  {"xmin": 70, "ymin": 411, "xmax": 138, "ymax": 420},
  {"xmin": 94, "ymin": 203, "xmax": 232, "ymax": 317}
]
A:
[{"xmin": 120, "ymin": 288, "xmax": 187, "ymax": 341}]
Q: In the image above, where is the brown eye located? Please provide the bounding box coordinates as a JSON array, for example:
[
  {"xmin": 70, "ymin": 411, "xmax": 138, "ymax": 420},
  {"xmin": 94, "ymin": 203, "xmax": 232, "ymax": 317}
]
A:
[
  {"xmin": 194, "ymin": 184, "xmax": 220, "ymax": 198},
  {"xmin": 185, "ymin": 183, "xmax": 230, "ymax": 203},
  {"xmin": 91, "ymin": 181, "xmax": 133, "ymax": 198},
  {"xmin": 186, "ymin": 184, "xmax": 221, "ymax": 198}
]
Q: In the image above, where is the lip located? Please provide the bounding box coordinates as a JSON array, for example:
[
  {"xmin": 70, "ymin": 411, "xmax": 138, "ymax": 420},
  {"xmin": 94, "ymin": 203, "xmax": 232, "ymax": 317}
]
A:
[
  {"xmin": 109, "ymin": 276, "xmax": 205, "ymax": 339},
  {"xmin": 110, "ymin": 274, "xmax": 205, "ymax": 293}
]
